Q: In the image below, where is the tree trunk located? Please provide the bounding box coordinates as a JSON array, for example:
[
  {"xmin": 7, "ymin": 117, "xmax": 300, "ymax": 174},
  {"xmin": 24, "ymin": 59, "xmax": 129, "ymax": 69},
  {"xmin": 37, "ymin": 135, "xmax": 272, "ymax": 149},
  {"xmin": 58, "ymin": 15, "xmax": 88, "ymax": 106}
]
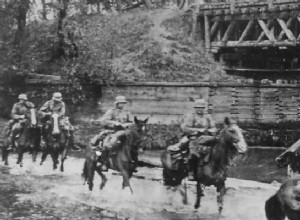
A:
[
  {"xmin": 14, "ymin": 0, "xmax": 30, "ymax": 45},
  {"xmin": 144, "ymin": 0, "xmax": 152, "ymax": 9},
  {"xmin": 41, "ymin": 0, "xmax": 47, "ymax": 20}
]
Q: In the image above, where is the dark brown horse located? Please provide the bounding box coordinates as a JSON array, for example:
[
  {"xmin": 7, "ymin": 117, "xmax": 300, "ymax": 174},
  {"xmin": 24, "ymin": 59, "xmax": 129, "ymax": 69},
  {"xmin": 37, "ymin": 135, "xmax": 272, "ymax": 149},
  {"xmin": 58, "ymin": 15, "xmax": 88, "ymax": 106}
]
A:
[
  {"xmin": 265, "ymin": 175, "xmax": 300, "ymax": 220},
  {"xmin": 2, "ymin": 109, "xmax": 41, "ymax": 167},
  {"xmin": 161, "ymin": 117, "xmax": 246, "ymax": 213},
  {"xmin": 40, "ymin": 113, "xmax": 70, "ymax": 172},
  {"xmin": 82, "ymin": 116, "xmax": 148, "ymax": 192}
]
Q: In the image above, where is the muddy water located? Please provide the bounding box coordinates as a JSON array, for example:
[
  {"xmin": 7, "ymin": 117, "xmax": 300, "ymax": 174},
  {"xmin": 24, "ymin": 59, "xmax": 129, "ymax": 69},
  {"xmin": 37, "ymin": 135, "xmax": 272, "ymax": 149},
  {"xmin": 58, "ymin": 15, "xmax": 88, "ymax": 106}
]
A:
[{"xmin": 0, "ymin": 154, "xmax": 279, "ymax": 220}]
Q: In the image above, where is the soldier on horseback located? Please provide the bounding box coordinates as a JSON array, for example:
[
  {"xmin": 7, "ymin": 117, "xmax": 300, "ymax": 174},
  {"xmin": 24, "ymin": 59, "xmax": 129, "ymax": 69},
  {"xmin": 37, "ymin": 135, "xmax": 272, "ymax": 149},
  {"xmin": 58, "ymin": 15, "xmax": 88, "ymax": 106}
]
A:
[
  {"xmin": 39, "ymin": 92, "xmax": 79, "ymax": 151},
  {"xmin": 175, "ymin": 99, "xmax": 217, "ymax": 181},
  {"xmin": 6, "ymin": 94, "xmax": 35, "ymax": 150},
  {"xmin": 90, "ymin": 95, "xmax": 133, "ymax": 171}
]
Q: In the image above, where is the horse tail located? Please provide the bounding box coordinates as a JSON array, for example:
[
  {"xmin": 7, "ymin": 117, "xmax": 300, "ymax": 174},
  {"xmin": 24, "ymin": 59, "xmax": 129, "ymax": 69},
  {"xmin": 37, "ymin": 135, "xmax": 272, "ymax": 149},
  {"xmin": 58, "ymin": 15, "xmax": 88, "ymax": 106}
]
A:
[{"xmin": 265, "ymin": 193, "xmax": 285, "ymax": 220}]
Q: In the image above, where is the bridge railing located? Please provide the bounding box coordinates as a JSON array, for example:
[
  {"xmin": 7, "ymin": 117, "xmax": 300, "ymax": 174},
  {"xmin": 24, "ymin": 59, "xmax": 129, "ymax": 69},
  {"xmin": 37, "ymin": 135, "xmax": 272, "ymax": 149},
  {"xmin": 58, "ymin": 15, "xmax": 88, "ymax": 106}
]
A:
[{"xmin": 200, "ymin": 0, "xmax": 299, "ymax": 11}]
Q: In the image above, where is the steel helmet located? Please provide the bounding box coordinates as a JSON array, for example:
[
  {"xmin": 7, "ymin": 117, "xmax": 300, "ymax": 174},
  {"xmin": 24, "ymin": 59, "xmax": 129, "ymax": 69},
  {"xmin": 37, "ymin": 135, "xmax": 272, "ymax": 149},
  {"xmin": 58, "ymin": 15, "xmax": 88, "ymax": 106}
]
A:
[
  {"xmin": 114, "ymin": 96, "xmax": 127, "ymax": 104},
  {"xmin": 194, "ymin": 99, "xmax": 206, "ymax": 108},
  {"xmin": 18, "ymin": 94, "xmax": 27, "ymax": 101},
  {"xmin": 52, "ymin": 92, "xmax": 63, "ymax": 101}
]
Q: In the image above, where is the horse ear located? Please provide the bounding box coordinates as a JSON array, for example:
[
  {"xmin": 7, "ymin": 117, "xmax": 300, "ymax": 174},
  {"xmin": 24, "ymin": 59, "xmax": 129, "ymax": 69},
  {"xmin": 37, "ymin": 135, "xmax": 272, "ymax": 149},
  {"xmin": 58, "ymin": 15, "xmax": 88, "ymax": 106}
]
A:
[
  {"xmin": 144, "ymin": 117, "xmax": 149, "ymax": 124},
  {"xmin": 224, "ymin": 117, "xmax": 231, "ymax": 126},
  {"xmin": 134, "ymin": 116, "xmax": 138, "ymax": 124}
]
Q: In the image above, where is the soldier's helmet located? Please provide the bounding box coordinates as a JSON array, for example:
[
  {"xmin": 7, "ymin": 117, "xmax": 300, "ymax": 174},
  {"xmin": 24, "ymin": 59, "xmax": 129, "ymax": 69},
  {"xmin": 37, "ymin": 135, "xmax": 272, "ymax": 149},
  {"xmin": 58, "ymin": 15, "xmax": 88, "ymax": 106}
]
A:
[
  {"xmin": 194, "ymin": 99, "xmax": 206, "ymax": 108},
  {"xmin": 114, "ymin": 96, "xmax": 127, "ymax": 105},
  {"xmin": 18, "ymin": 94, "xmax": 28, "ymax": 101},
  {"xmin": 52, "ymin": 92, "xmax": 63, "ymax": 101}
]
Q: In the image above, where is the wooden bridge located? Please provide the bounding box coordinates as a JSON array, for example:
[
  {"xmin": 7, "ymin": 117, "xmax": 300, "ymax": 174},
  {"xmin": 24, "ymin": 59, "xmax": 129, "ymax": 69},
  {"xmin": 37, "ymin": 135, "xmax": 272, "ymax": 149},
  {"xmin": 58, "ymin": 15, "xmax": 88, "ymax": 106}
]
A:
[{"xmin": 196, "ymin": 0, "xmax": 300, "ymax": 73}]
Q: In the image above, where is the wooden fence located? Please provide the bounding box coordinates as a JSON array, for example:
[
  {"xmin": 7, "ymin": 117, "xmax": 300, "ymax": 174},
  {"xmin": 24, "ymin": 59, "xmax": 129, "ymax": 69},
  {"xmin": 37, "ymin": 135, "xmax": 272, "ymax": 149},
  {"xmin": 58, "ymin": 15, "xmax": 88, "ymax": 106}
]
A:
[
  {"xmin": 99, "ymin": 81, "xmax": 300, "ymax": 124},
  {"xmin": 2, "ymin": 79, "xmax": 300, "ymax": 124}
]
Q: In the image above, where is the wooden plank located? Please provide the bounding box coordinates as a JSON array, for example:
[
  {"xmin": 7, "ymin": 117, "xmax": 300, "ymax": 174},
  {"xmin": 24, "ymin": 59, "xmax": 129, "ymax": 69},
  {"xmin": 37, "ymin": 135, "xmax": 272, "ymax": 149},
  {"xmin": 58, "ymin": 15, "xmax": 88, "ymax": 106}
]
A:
[
  {"xmin": 211, "ymin": 40, "xmax": 297, "ymax": 48},
  {"xmin": 257, "ymin": 19, "xmax": 276, "ymax": 42},
  {"xmin": 238, "ymin": 19, "xmax": 254, "ymax": 43},
  {"xmin": 205, "ymin": 14, "xmax": 211, "ymax": 54},
  {"xmin": 297, "ymin": 17, "xmax": 300, "ymax": 41},
  {"xmin": 222, "ymin": 20, "xmax": 237, "ymax": 42},
  {"xmin": 210, "ymin": 20, "xmax": 220, "ymax": 40},
  {"xmin": 234, "ymin": 93, "xmax": 255, "ymax": 97},
  {"xmin": 277, "ymin": 17, "xmax": 294, "ymax": 40},
  {"xmin": 102, "ymin": 86, "xmax": 209, "ymax": 101},
  {"xmin": 277, "ymin": 18, "xmax": 296, "ymax": 41}
]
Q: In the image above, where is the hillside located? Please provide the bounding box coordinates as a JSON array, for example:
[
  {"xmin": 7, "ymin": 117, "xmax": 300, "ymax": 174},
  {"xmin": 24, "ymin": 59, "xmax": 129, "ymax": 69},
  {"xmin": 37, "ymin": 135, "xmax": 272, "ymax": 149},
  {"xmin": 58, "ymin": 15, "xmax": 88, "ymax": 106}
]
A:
[
  {"xmin": 4, "ymin": 7, "xmax": 233, "ymax": 83},
  {"xmin": 75, "ymin": 8, "xmax": 229, "ymax": 82}
]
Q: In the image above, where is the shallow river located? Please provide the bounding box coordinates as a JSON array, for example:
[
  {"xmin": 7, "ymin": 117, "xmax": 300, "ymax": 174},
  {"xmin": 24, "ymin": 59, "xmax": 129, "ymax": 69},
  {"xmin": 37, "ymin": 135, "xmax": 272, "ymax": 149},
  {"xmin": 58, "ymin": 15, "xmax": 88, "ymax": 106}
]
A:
[{"xmin": 0, "ymin": 153, "xmax": 279, "ymax": 220}]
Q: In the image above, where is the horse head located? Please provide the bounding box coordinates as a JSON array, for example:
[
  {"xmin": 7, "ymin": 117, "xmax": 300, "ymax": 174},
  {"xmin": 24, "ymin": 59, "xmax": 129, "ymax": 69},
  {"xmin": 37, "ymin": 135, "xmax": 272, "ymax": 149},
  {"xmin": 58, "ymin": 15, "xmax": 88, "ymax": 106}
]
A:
[
  {"xmin": 221, "ymin": 117, "xmax": 247, "ymax": 153},
  {"xmin": 133, "ymin": 116, "xmax": 148, "ymax": 132}
]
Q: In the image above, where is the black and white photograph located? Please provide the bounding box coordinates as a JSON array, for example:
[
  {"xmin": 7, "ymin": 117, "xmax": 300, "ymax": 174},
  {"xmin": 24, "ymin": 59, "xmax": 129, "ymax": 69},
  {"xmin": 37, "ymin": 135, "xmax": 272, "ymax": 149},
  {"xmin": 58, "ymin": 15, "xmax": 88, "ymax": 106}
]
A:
[{"xmin": 1, "ymin": 0, "xmax": 300, "ymax": 219}]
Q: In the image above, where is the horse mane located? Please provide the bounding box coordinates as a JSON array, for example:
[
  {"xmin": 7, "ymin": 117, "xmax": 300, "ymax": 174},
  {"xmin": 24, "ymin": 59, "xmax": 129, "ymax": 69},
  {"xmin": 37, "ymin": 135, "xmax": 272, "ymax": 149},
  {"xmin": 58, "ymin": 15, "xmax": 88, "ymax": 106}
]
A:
[
  {"xmin": 211, "ymin": 126, "xmax": 239, "ymax": 170},
  {"xmin": 119, "ymin": 128, "xmax": 140, "ymax": 148}
]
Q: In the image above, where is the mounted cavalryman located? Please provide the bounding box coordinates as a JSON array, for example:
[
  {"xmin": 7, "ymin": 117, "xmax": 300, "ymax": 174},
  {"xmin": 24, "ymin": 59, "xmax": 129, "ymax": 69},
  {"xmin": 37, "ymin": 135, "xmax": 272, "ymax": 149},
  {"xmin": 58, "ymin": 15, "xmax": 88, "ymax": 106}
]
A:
[
  {"xmin": 173, "ymin": 99, "xmax": 217, "ymax": 181},
  {"xmin": 6, "ymin": 94, "xmax": 35, "ymax": 150},
  {"xmin": 39, "ymin": 92, "xmax": 79, "ymax": 151},
  {"xmin": 91, "ymin": 95, "xmax": 134, "ymax": 171}
]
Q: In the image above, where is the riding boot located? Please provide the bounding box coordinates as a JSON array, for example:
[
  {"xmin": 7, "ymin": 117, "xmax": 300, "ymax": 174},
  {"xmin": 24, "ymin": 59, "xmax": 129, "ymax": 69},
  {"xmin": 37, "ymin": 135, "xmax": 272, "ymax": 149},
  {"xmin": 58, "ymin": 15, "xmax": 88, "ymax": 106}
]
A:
[
  {"xmin": 187, "ymin": 159, "xmax": 195, "ymax": 181},
  {"xmin": 7, "ymin": 133, "xmax": 14, "ymax": 151},
  {"xmin": 100, "ymin": 150, "xmax": 109, "ymax": 172},
  {"xmin": 68, "ymin": 131, "xmax": 80, "ymax": 151}
]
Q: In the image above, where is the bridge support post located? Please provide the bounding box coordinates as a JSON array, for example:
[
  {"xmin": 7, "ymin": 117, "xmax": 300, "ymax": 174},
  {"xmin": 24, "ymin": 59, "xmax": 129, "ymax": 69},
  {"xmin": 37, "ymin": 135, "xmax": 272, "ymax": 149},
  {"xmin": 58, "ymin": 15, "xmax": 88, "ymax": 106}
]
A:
[{"xmin": 204, "ymin": 13, "xmax": 211, "ymax": 57}]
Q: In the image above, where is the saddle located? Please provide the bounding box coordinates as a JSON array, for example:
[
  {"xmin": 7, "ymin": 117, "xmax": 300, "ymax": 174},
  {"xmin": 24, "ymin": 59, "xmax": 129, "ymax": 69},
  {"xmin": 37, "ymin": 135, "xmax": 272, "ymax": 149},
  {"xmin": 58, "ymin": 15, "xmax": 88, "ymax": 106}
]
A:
[{"xmin": 167, "ymin": 143, "xmax": 188, "ymax": 170}]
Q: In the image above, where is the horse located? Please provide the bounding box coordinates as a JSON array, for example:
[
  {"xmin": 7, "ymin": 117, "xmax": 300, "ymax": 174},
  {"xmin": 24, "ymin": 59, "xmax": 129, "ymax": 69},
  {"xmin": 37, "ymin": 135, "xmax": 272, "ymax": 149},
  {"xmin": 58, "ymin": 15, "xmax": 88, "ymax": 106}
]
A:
[
  {"xmin": 161, "ymin": 117, "xmax": 247, "ymax": 213},
  {"xmin": 265, "ymin": 175, "xmax": 300, "ymax": 220},
  {"xmin": 2, "ymin": 108, "xmax": 41, "ymax": 167},
  {"xmin": 40, "ymin": 113, "xmax": 71, "ymax": 172},
  {"xmin": 82, "ymin": 116, "xmax": 148, "ymax": 192}
]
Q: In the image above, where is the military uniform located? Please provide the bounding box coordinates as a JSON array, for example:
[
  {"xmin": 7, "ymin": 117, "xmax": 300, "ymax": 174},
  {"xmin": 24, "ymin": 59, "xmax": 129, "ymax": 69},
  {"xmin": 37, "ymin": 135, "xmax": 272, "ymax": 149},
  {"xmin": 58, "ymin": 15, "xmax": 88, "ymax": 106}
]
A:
[
  {"xmin": 180, "ymin": 112, "xmax": 216, "ymax": 157},
  {"xmin": 39, "ymin": 92, "xmax": 77, "ymax": 150},
  {"xmin": 39, "ymin": 100, "xmax": 65, "ymax": 119},
  {"xmin": 7, "ymin": 95, "xmax": 35, "ymax": 149},
  {"xmin": 91, "ymin": 96, "xmax": 133, "ymax": 171},
  {"xmin": 100, "ymin": 107, "xmax": 133, "ymax": 129},
  {"xmin": 178, "ymin": 99, "xmax": 217, "ymax": 181}
]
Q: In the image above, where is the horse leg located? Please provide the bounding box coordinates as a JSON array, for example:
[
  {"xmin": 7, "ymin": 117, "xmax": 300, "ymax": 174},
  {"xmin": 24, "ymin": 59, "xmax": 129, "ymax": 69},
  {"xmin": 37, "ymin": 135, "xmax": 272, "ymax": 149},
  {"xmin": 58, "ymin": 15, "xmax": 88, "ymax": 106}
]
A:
[
  {"xmin": 16, "ymin": 148, "xmax": 24, "ymax": 167},
  {"xmin": 216, "ymin": 182, "xmax": 226, "ymax": 214},
  {"xmin": 40, "ymin": 151, "xmax": 48, "ymax": 165},
  {"xmin": 195, "ymin": 181, "xmax": 203, "ymax": 209},
  {"xmin": 121, "ymin": 170, "xmax": 133, "ymax": 194},
  {"xmin": 87, "ymin": 162, "xmax": 95, "ymax": 191},
  {"xmin": 2, "ymin": 146, "xmax": 9, "ymax": 165},
  {"xmin": 32, "ymin": 149, "xmax": 37, "ymax": 163},
  {"xmin": 180, "ymin": 178, "xmax": 188, "ymax": 205},
  {"xmin": 96, "ymin": 168, "xmax": 107, "ymax": 190},
  {"xmin": 60, "ymin": 143, "xmax": 69, "ymax": 172},
  {"xmin": 51, "ymin": 151, "xmax": 58, "ymax": 170}
]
